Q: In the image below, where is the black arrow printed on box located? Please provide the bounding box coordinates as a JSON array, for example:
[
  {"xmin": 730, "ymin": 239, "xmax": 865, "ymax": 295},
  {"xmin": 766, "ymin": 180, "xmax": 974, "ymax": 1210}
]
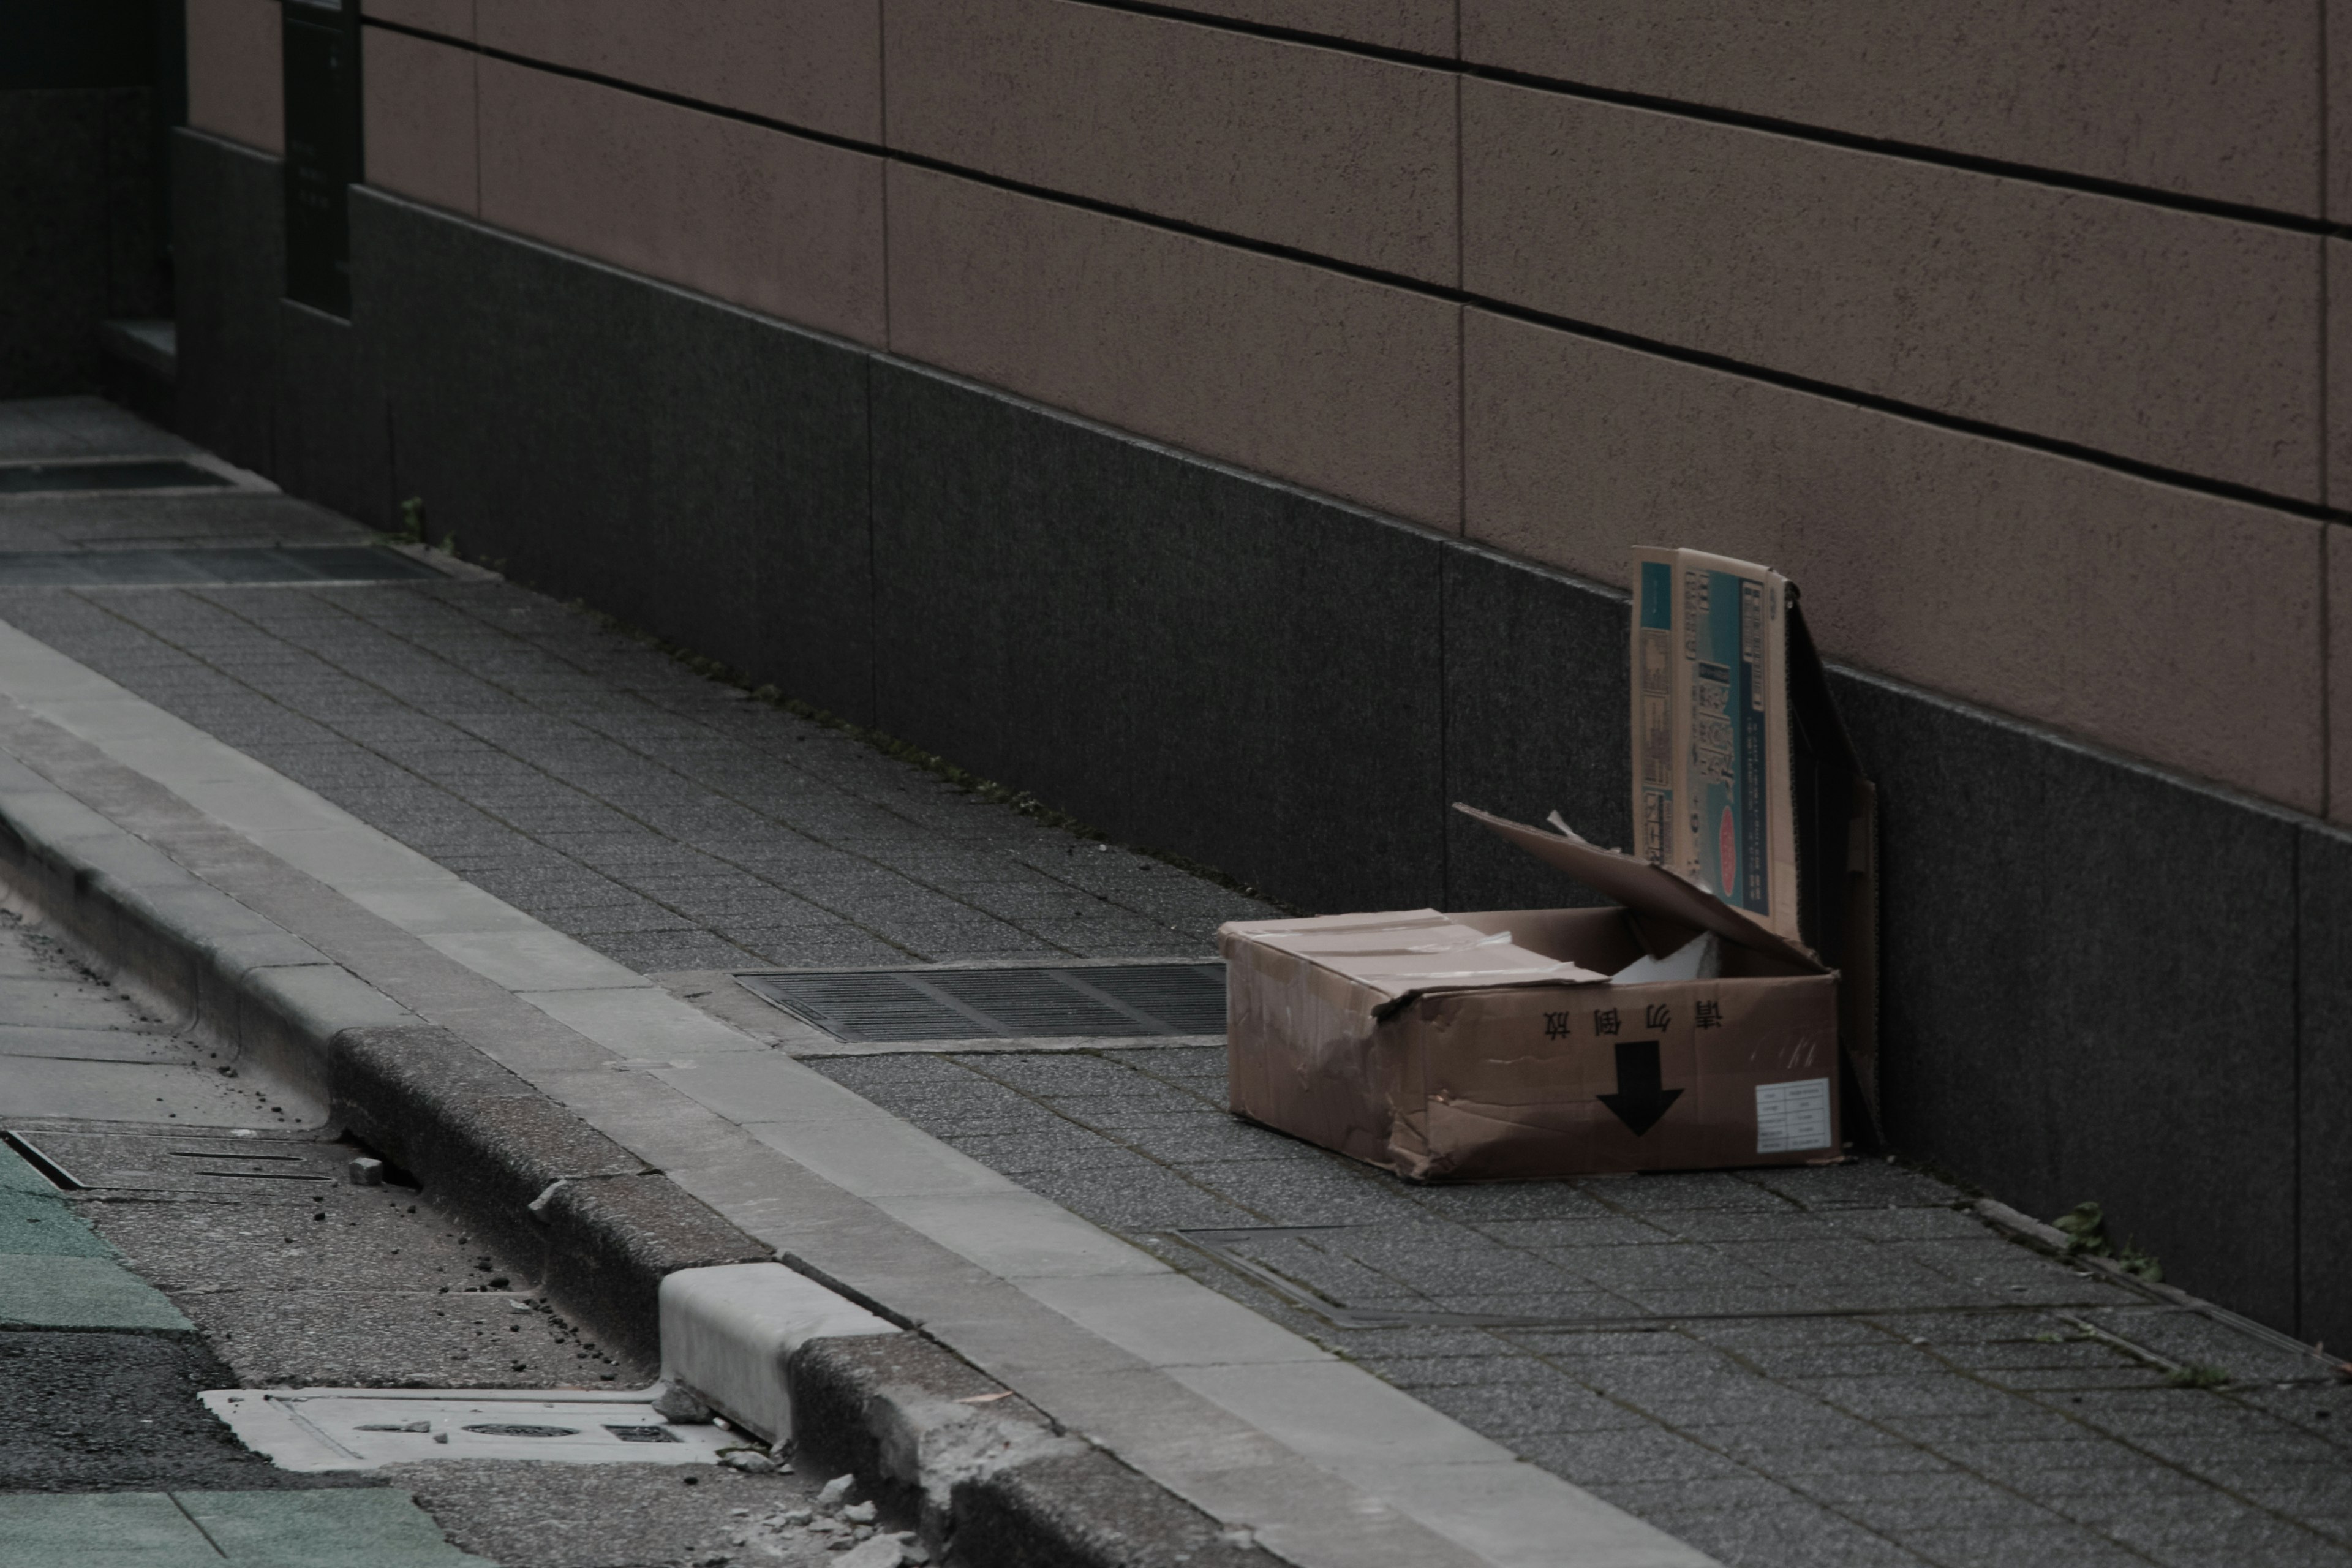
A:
[{"xmin": 1598, "ymin": 1040, "xmax": 1683, "ymax": 1136}]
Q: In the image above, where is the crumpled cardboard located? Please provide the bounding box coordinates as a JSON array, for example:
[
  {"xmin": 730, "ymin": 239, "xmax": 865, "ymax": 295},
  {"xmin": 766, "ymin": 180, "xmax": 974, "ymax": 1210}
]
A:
[
  {"xmin": 1221, "ymin": 813, "xmax": 1841, "ymax": 1180},
  {"xmin": 1218, "ymin": 547, "xmax": 1876, "ymax": 1180}
]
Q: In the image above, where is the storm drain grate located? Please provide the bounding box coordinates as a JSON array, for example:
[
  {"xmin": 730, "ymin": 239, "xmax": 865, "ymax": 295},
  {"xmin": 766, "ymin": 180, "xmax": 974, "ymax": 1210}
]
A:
[
  {"xmin": 739, "ymin": 962, "xmax": 1227, "ymax": 1042},
  {"xmin": 0, "ymin": 545, "xmax": 448, "ymax": 586},
  {"xmin": 0, "ymin": 459, "xmax": 230, "ymax": 494}
]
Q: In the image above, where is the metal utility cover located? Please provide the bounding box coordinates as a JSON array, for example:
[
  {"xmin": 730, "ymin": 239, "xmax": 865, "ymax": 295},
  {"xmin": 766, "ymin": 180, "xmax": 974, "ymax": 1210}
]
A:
[
  {"xmin": 739, "ymin": 962, "xmax": 1227, "ymax": 1043},
  {"xmin": 0, "ymin": 546, "xmax": 446, "ymax": 587},
  {"xmin": 5, "ymin": 1130, "xmax": 342, "ymax": 1195},
  {"xmin": 201, "ymin": 1388, "xmax": 738, "ymax": 1470}
]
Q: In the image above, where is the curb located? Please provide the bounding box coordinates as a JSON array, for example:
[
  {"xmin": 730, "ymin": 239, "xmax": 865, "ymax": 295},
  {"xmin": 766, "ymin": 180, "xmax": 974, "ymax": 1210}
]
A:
[{"xmin": 0, "ymin": 729, "xmax": 1285, "ymax": 1568}]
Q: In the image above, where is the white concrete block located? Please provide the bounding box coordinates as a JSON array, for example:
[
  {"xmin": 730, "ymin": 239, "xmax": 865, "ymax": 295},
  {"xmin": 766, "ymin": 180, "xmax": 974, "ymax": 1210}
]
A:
[{"xmin": 658, "ymin": 1262, "xmax": 900, "ymax": 1442}]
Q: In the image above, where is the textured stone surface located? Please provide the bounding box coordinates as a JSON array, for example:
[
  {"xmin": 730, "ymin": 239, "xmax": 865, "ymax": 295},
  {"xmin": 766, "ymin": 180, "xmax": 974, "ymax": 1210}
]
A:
[
  {"xmin": 475, "ymin": 0, "xmax": 881, "ymax": 142},
  {"xmin": 1164, "ymin": 0, "xmax": 1455, "ymax": 54},
  {"xmin": 1438, "ymin": 545, "xmax": 1630, "ymax": 909},
  {"xmin": 886, "ymin": 0, "xmax": 1458, "ymax": 283},
  {"xmin": 1463, "ymin": 307, "xmax": 2329, "ymax": 816},
  {"xmin": 870, "ymin": 358, "xmax": 1449, "ymax": 916},
  {"xmin": 355, "ymin": 184, "xmax": 876, "ymax": 722},
  {"xmin": 0, "ymin": 88, "xmax": 161, "ymax": 398},
  {"xmin": 362, "ymin": 26, "xmax": 480, "ymax": 217},
  {"xmin": 274, "ymin": 300, "xmax": 392, "ymax": 531},
  {"xmin": 1463, "ymin": 0, "xmax": 2321, "ymax": 216},
  {"xmin": 185, "ymin": 0, "xmax": 282, "ymax": 154},
  {"xmin": 2299, "ymin": 823, "xmax": 2352, "ymax": 1351},
  {"xmin": 475, "ymin": 58, "xmax": 887, "ymax": 347},
  {"xmin": 1464, "ymin": 79, "xmax": 2322, "ymax": 501},
  {"xmin": 1833, "ymin": 669, "xmax": 2305, "ymax": 1327},
  {"xmin": 885, "ymin": 164, "xmax": 1462, "ymax": 531},
  {"xmin": 173, "ymin": 129, "xmax": 282, "ymax": 477}
]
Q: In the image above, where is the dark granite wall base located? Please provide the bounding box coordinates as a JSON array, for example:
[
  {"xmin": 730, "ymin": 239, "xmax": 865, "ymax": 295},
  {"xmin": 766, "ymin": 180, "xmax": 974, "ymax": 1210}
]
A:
[
  {"xmin": 2299, "ymin": 827, "xmax": 2352, "ymax": 1352},
  {"xmin": 355, "ymin": 184, "xmax": 874, "ymax": 719},
  {"xmin": 870, "ymin": 363, "xmax": 1447, "ymax": 915},
  {"xmin": 172, "ymin": 130, "xmax": 281, "ymax": 473},
  {"xmin": 172, "ymin": 136, "xmax": 2352, "ymax": 1345},
  {"xmin": 0, "ymin": 88, "xmax": 164, "ymax": 397}
]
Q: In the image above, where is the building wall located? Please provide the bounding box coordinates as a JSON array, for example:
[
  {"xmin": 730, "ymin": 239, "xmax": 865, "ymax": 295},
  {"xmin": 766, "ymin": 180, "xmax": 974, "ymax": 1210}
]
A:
[
  {"xmin": 0, "ymin": 0, "xmax": 171, "ymax": 396},
  {"xmin": 175, "ymin": 5, "xmax": 2351, "ymax": 1345}
]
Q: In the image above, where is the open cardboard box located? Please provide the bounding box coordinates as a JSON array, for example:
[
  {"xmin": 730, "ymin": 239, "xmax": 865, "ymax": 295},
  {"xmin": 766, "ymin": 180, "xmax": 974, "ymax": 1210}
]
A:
[{"xmin": 1219, "ymin": 548, "xmax": 1877, "ymax": 1181}]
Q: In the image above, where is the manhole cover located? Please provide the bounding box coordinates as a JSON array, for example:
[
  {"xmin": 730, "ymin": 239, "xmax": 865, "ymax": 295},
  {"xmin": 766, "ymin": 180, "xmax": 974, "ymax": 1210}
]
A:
[
  {"xmin": 0, "ymin": 459, "xmax": 230, "ymax": 494},
  {"xmin": 0, "ymin": 546, "xmax": 446, "ymax": 587},
  {"xmin": 739, "ymin": 962, "xmax": 1226, "ymax": 1043}
]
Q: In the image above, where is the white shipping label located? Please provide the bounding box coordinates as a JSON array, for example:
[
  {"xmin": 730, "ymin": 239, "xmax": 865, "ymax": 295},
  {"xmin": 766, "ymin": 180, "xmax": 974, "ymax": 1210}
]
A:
[{"xmin": 1754, "ymin": 1078, "xmax": 1833, "ymax": 1153}]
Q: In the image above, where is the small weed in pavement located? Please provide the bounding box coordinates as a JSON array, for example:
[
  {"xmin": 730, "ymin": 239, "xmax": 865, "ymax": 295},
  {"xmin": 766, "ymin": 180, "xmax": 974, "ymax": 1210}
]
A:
[{"xmin": 2054, "ymin": 1200, "xmax": 2163, "ymax": 1281}]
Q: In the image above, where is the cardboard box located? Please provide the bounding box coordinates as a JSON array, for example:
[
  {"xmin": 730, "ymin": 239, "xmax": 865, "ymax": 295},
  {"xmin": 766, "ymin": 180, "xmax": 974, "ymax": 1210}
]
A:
[
  {"xmin": 1218, "ymin": 546, "xmax": 1878, "ymax": 1179},
  {"xmin": 1222, "ymin": 813, "xmax": 1841, "ymax": 1180}
]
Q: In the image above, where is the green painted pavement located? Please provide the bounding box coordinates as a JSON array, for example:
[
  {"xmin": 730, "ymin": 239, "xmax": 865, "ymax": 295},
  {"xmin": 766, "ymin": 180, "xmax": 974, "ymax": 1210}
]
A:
[
  {"xmin": 0, "ymin": 1140, "xmax": 55, "ymax": 1193},
  {"xmin": 0, "ymin": 1137, "xmax": 186, "ymax": 1324},
  {"xmin": 0, "ymin": 1492, "xmax": 219, "ymax": 1567},
  {"xmin": 0, "ymin": 1183, "xmax": 118, "ymax": 1257},
  {"xmin": 0, "ymin": 1489, "xmax": 494, "ymax": 1566},
  {"xmin": 0, "ymin": 1253, "xmax": 189, "ymax": 1330}
]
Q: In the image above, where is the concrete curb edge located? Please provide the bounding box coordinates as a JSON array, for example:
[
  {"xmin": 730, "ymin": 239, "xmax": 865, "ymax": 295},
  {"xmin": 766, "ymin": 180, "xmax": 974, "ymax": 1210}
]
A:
[{"xmin": 0, "ymin": 734, "xmax": 1287, "ymax": 1568}]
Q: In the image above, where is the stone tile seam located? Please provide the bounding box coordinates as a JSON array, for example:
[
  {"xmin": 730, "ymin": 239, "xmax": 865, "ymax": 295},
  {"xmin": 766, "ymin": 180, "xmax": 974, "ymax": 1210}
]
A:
[
  {"xmin": 0, "ymin": 614, "xmax": 1710, "ymax": 1568},
  {"xmin": 331, "ymin": 40, "xmax": 2352, "ymax": 517}
]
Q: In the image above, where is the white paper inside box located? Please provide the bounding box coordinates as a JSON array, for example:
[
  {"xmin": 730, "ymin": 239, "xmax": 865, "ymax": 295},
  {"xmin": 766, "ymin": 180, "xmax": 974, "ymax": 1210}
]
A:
[{"xmin": 1217, "ymin": 810, "xmax": 1842, "ymax": 1180}]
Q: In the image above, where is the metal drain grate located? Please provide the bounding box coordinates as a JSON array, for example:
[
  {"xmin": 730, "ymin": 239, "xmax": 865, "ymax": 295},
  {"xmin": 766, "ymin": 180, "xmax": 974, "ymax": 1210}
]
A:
[
  {"xmin": 0, "ymin": 459, "xmax": 230, "ymax": 494},
  {"xmin": 0, "ymin": 546, "xmax": 448, "ymax": 587},
  {"xmin": 739, "ymin": 962, "xmax": 1227, "ymax": 1043}
]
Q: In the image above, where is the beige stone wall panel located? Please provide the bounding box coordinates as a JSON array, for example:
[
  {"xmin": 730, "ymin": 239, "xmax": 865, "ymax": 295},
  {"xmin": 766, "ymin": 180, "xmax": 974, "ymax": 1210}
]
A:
[
  {"xmin": 1146, "ymin": 0, "xmax": 1457, "ymax": 57},
  {"xmin": 1464, "ymin": 309, "xmax": 2326, "ymax": 813},
  {"xmin": 1463, "ymin": 0, "xmax": 2320, "ymax": 217},
  {"xmin": 187, "ymin": 0, "xmax": 284, "ymax": 155},
  {"xmin": 2331, "ymin": 239, "xmax": 2352, "ymax": 508},
  {"xmin": 885, "ymin": 0, "xmax": 1458, "ymax": 285},
  {"xmin": 476, "ymin": 0, "xmax": 880, "ymax": 141},
  {"xmin": 362, "ymin": 0, "xmax": 475, "ymax": 38},
  {"xmin": 1463, "ymin": 82, "xmax": 2323, "ymax": 502},
  {"xmin": 887, "ymin": 165, "xmax": 1461, "ymax": 530},
  {"xmin": 2331, "ymin": 0, "xmax": 2352, "ymax": 222},
  {"xmin": 362, "ymin": 29, "xmax": 478, "ymax": 216},
  {"xmin": 476, "ymin": 60, "xmax": 886, "ymax": 346}
]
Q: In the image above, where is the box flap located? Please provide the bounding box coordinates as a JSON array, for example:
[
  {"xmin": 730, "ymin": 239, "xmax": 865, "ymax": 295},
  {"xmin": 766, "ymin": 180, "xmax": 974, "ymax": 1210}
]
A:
[
  {"xmin": 1221, "ymin": 908, "xmax": 1610, "ymax": 1005},
  {"xmin": 1452, "ymin": 804, "xmax": 1827, "ymax": 973}
]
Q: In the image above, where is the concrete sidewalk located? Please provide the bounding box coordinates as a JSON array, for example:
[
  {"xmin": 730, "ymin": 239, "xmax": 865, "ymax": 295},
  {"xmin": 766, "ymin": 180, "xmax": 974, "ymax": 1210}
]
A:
[{"xmin": 2, "ymin": 399, "xmax": 2347, "ymax": 1568}]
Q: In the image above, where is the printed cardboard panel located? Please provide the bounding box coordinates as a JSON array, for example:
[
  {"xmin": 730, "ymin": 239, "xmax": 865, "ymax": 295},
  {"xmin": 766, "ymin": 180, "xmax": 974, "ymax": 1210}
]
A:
[{"xmin": 1633, "ymin": 547, "xmax": 1800, "ymax": 943}]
